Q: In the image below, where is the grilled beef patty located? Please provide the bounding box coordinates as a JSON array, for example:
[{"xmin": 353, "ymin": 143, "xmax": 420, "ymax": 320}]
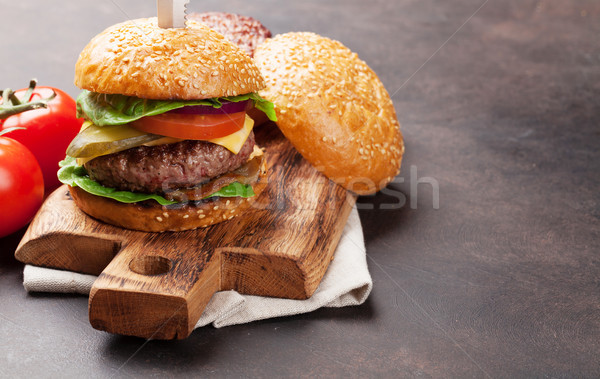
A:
[{"xmin": 84, "ymin": 132, "xmax": 255, "ymax": 194}]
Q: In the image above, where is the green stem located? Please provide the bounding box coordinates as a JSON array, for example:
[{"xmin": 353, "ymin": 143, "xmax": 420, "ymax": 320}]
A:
[
  {"xmin": 22, "ymin": 79, "xmax": 38, "ymax": 103},
  {"xmin": 8, "ymin": 90, "xmax": 21, "ymax": 105},
  {"xmin": 0, "ymin": 79, "xmax": 56, "ymax": 120},
  {"xmin": 0, "ymin": 102, "xmax": 48, "ymax": 119},
  {"xmin": 1, "ymin": 88, "xmax": 11, "ymax": 106},
  {"xmin": 0, "ymin": 126, "xmax": 26, "ymax": 137}
]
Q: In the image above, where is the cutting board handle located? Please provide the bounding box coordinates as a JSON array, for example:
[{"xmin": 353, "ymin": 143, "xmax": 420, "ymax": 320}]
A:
[{"xmin": 89, "ymin": 235, "xmax": 220, "ymax": 339}]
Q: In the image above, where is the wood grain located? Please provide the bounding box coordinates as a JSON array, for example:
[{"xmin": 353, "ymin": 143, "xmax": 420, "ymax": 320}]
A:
[{"xmin": 15, "ymin": 125, "xmax": 356, "ymax": 339}]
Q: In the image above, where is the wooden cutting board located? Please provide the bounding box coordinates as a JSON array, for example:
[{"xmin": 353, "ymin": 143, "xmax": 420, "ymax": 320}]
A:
[{"xmin": 14, "ymin": 126, "xmax": 356, "ymax": 339}]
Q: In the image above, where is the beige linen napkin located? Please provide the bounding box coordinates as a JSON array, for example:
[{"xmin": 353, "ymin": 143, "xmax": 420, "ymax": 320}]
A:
[{"xmin": 22, "ymin": 207, "xmax": 371, "ymax": 328}]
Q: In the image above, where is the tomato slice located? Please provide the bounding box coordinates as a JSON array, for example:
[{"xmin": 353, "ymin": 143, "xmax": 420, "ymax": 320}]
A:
[{"xmin": 130, "ymin": 111, "xmax": 246, "ymax": 140}]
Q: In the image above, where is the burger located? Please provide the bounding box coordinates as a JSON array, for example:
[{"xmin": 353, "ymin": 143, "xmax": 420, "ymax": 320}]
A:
[{"xmin": 58, "ymin": 18, "xmax": 276, "ymax": 232}]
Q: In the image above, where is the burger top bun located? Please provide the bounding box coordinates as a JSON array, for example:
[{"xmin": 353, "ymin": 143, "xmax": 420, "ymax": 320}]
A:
[
  {"xmin": 254, "ymin": 32, "xmax": 404, "ymax": 195},
  {"xmin": 75, "ymin": 17, "xmax": 265, "ymax": 100}
]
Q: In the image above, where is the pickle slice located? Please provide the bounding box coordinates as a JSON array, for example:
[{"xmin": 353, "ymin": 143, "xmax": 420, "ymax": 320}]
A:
[{"xmin": 66, "ymin": 123, "xmax": 163, "ymax": 158}]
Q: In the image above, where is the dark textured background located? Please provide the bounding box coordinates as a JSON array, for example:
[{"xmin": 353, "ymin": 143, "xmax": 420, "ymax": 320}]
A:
[{"xmin": 1, "ymin": 0, "xmax": 599, "ymax": 377}]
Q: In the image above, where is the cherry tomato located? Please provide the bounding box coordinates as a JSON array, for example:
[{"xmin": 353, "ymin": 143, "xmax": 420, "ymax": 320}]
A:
[
  {"xmin": 0, "ymin": 137, "xmax": 44, "ymax": 238},
  {"xmin": 131, "ymin": 111, "xmax": 246, "ymax": 140},
  {"xmin": 2, "ymin": 86, "xmax": 82, "ymax": 193}
]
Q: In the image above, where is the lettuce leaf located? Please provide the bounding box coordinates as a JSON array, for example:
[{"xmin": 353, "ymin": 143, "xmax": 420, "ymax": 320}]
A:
[
  {"xmin": 58, "ymin": 156, "xmax": 255, "ymax": 205},
  {"xmin": 223, "ymin": 93, "xmax": 277, "ymax": 122},
  {"xmin": 77, "ymin": 90, "xmax": 277, "ymax": 126},
  {"xmin": 209, "ymin": 181, "xmax": 255, "ymax": 198}
]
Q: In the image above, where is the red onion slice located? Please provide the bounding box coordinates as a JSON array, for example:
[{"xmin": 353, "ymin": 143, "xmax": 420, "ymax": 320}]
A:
[{"xmin": 170, "ymin": 100, "xmax": 250, "ymax": 115}]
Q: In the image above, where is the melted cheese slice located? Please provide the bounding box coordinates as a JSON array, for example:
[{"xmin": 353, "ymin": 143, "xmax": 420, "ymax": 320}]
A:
[
  {"xmin": 208, "ymin": 114, "xmax": 254, "ymax": 154},
  {"xmin": 76, "ymin": 115, "xmax": 254, "ymax": 166}
]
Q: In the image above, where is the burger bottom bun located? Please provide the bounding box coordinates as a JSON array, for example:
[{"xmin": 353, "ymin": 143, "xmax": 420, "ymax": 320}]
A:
[{"xmin": 69, "ymin": 155, "xmax": 268, "ymax": 233}]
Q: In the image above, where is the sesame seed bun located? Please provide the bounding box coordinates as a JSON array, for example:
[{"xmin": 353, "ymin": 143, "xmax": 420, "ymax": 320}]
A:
[
  {"xmin": 254, "ymin": 32, "xmax": 404, "ymax": 195},
  {"xmin": 68, "ymin": 152, "xmax": 268, "ymax": 232},
  {"xmin": 74, "ymin": 17, "xmax": 265, "ymax": 100}
]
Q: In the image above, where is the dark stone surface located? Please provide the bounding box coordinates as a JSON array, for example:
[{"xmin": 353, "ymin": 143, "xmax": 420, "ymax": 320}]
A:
[{"xmin": 1, "ymin": 0, "xmax": 598, "ymax": 377}]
